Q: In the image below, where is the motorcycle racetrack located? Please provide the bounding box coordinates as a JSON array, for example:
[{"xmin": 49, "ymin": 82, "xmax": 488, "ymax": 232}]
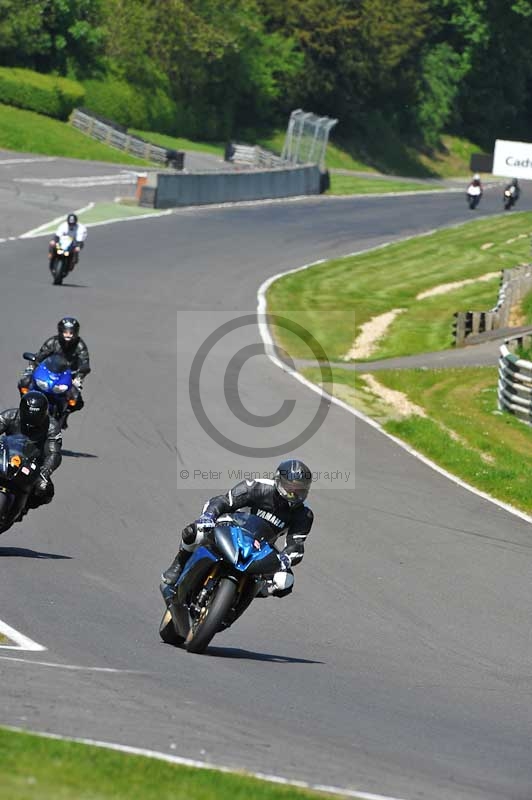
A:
[{"xmin": 1, "ymin": 153, "xmax": 531, "ymax": 800}]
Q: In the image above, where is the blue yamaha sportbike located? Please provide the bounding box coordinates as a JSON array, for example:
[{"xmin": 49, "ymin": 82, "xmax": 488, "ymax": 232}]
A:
[
  {"xmin": 159, "ymin": 512, "xmax": 282, "ymax": 654},
  {"xmin": 20, "ymin": 352, "xmax": 75, "ymax": 428}
]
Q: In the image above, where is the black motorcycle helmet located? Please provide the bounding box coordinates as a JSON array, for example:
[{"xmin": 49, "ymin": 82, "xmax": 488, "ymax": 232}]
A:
[
  {"xmin": 57, "ymin": 316, "xmax": 80, "ymax": 350},
  {"xmin": 19, "ymin": 391, "xmax": 49, "ymax": 435},
  {"xmin": 274, "ymin": 459, "xmax": 312, "ymax": 506},
  {"xmin": 67, "ymin": 213, "xmax": 78, "ymax": 227}
]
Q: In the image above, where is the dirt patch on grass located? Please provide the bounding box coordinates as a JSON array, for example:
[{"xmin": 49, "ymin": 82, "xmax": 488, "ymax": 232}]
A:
[
  {"xmin": 416, "ymin": 271, "xmax": 500, "ymax": 300},
  {"xmin": 344, "ymin": 309, "xmax": 405, "ymax": 360},
  {"xmin": 361, "ymin": 373, "xmax": 427, "ymax": 417}
]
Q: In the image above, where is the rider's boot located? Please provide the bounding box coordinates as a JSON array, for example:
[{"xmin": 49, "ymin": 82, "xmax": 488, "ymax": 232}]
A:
[{"xmin": 160, "ymin": 547, "xmax": 191, "ymax": 605}]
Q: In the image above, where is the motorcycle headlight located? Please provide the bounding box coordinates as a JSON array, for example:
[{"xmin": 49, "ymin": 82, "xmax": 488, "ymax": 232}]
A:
[
  {"xmin": 52, "ymin": 384, "xmax": 69, "ymax": 393},
  {"xmin": 35, "ymin": 379, "xmax": 49, "ymax": 390}
]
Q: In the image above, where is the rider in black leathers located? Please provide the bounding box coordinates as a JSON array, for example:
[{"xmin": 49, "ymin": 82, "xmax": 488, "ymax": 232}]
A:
[
  {"xmin": 161, "ymin": 459, "xmax": 314, "ymax": 600},
  {"xmin": 504, "ymin": 177, "xmax": 521, "ymax": 208},
  {"xmin": 0, "ymin": 391, "xmax": 62, "ymax": 515},
  {"xmin": 18, "ymin": 317, "xmax": 91, "ymax": 426}
]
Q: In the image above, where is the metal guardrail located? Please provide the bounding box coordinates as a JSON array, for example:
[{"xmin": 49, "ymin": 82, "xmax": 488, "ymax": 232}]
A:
[
  {"xmin": 498, "ymin": 331, "xmax": 532, "ymax": 423},
  {"xmin": 453, "ymin": 264, "xmax": 532, "ymax": 345},
  {"xmin": 70, "ymin": 109, "xmax": 184, "ymax": 168}
]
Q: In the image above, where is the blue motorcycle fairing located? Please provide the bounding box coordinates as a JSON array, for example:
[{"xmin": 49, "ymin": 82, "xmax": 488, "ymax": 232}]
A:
[
  {"xmin": 214, "ymin": 524, "xmax": 275, "ymax": 571},
  {"xmin": 31, "ymin": 356, "xmax": 72, "ymax": 412}
]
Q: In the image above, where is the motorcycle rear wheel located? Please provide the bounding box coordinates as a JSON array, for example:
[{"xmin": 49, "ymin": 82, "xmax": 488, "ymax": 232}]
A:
[{"xmin": 186, "ymin": 577, "xmax": 237, "ymax": 654}]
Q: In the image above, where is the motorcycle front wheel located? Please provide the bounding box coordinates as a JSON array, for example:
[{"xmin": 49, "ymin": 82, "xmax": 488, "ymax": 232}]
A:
[
  {"xmin": 0, "ymin": 492, "xmax": 11, "ymax": 533},
  {"xmin": 186, "ymin": 576, "xmax": 237, "ymax": 654},
  {"xmin": 51, "ymin": 257, "xmax": 65, "ymax": 285}
]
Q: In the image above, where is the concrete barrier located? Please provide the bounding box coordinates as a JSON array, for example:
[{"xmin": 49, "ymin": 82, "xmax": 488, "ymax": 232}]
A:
[{"xmin": 142, "ymin": 165, "xmax": 323, "ymax": 208}]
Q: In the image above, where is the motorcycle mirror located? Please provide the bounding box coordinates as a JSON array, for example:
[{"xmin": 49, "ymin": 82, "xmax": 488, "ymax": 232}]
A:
[{"xmin": 22, "ymin": 352, "xmax": 36, "ymax": 361}]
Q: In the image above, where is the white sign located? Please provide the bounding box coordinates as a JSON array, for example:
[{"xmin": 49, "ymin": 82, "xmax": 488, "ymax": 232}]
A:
[{"xmin": 493, "ymin": 139, "xmax": 532, "ymax": 178}]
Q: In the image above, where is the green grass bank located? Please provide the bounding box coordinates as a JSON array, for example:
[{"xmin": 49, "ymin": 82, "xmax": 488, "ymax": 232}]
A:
[
  {"xmin": 267, "ymin": 213, "xmax": 532, "ymax": 516},
  {"xmin": 0, "ymin": 727, "xmax": 350, "ymax": 800}
]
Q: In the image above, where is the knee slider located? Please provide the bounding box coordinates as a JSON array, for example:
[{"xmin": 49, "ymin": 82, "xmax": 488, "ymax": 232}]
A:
[{"xmin": 271, "ymin": 570, "xmax": 294, "ymax": 597}]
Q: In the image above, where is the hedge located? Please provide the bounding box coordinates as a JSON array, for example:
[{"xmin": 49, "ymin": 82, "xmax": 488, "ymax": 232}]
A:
[
  {"xmin": 82, "ymin": 79, "xmax": 177, "ymax": 133},
  {"xmin": 0, "ymin": 67, "xmax": 84, "ymax": 120}
]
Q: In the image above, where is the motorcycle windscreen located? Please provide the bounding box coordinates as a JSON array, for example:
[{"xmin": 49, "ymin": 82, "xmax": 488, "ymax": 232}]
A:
[
  {"xmin": 33, "ymin": 357, "xmax": 72, "ymax": 395},
  {"xmin": 58, "ymin": 234, "xmax": 73, "ymax": 251}
]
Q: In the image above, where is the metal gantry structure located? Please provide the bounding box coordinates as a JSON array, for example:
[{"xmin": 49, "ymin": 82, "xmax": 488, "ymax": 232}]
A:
[{"xmin": 281, "ymin": 109, "xmax": 338, "ymax": 168}]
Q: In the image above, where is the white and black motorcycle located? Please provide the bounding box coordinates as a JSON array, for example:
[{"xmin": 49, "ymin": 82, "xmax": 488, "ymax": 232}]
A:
[{"xmin": 50, "ymin": 234, "xmax": 75, "ymax": 286}]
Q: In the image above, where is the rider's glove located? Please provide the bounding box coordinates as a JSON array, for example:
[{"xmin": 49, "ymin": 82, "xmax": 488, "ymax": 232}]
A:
[
  {"xmin": 278, "ymin": 552, "xmax": 291, "ymax": 571},
  {"xmin": 35, "ymin": 470, "xmax": 51, "ymax": 494},
  {"xmin": 195, "ymin": 512, "xmax": 216, "ymax": 533},
  {"xmin": 73, "ymin": 375, "xmax": 83, "ymax": 390}
]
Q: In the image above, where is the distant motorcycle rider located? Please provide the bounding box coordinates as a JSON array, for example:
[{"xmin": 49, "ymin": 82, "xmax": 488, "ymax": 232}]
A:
[
  {"xmin": 161, "ymin": 459, "xmax": 314, "ymax": 600},
  {"xmin": 0, "ymin": 391, "xmax": 62, "ymax": 516},
  {"xmin": 18, "ymin": 317, "xmax": 91, "ymax": 426},
  {"xmin": 48, "ymin": 213, "xmax": 88, "ymax": 270},
  {"xmin": 504, "ymin": 177, "xmax": 520, "ymax": 208},
  {"xmin": 466, "ymin": 173, "xmax": 483, "ymax": 209}
]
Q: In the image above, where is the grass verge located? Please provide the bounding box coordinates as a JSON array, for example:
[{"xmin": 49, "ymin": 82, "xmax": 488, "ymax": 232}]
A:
[
  {"xmin": 327, "ymin": 175, "xmax": 441, "ymax": 195},
  {"xmin": 302, "ymin": 366, "xmax": 532, "ymax": 514},
  {"xmin": 129, "ymin": 129, "xmax": 225, "ymax": 158},
  {"xmin": 127, "ymin": 127, "xmax": 478, "ymax": 179},
  {"xmin": 267, "ymin": 213, "xmax": 532, "ymax": 362},
  {"xmin": 0, "ymin": 104, "xmax": 149, "ymax": 166},
  {"xmin": 25, "ymin": 202, "xmax": 167, "ymax": 236},
  {"xmin": 268, "ymin": 212, "xmax": 532, "ymax": 515},
  {"xmin": 0, "ymin": 727, "xmax": 347, "ymax": 800}
]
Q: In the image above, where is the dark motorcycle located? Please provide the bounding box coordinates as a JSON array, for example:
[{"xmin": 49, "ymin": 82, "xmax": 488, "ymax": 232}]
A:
[
  {"xmin": 50, "ymin": 233, "xmax": 75, "ymax": 286},
  {"xmin": 20, "ymin": 353, "xmax": 78, "ymax": 429},
  {"xmin": 503, "ymin": 186, "xmax": 519, "ymax": 210},
  {"xmin": 159, "ymin": 512, "xmax": 283, "ymax": 654},
  {"xmin": 0, "ymin": 433, "xmax": 41, "ymax": 534}
]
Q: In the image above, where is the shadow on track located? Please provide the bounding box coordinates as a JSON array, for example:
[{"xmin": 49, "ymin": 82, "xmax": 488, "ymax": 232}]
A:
[
  {"xmin": 204, "ymin": 646, "xmax": 324, "ymax": 663},
  {"xmin": 61, "ymin": 449, "xmax": 97, "ymax": 459},
  {"xmin": 52, "ymin": 282, "xmax": 90, "ymax": 289},
  {"xmin": 0, "ymin": 547, "xmax": 71, "ymax": 559}
]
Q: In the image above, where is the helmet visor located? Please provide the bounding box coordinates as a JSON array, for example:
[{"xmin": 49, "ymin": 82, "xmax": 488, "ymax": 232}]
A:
[{"xmin": 276, "ymin": 478, "xmax": 310, "ymax": 504}]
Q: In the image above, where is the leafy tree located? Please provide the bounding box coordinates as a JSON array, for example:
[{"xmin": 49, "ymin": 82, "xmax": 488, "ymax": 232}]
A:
[
  {"xmin": 0, "ymin": 0, "xmax": 106, "ymax": 77},
  {"xmin": 0, "ymin": 1, "xmax": 49, "ymax": 67}
]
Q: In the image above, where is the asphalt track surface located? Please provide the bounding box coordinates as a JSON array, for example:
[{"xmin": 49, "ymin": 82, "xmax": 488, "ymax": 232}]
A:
[{"xmin": 1, "ymin": 155, "xmax": 532, "ymax": 800}]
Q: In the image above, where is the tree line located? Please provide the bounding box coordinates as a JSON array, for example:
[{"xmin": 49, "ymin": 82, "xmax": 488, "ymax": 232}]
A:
[{"xmin": 1, "ymin": 0, "xmax": 532, "ymax": 149}]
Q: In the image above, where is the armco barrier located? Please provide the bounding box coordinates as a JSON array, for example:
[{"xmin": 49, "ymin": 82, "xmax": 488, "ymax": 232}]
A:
[
  {"xmin": 224, "ymin": 142, "xmax": 284, "ymax": 168},
  {"xmin": 70, "ymin": 108, "xmax": 184, "ymax": 168},
  {"xmin": 144, "ymin": 164, "xmax": 322, "ymax": 208},
  {"xmin": 453, "ymin": 264, "xmax": 532, "ymax": 346},
  {"xmin": 498, "ymin": 331, "xmax": 532, "ymax": 424}
]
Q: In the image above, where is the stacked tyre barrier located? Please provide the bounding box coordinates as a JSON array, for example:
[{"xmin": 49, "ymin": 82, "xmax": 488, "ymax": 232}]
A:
[{"xmin": 498, "ymin": 332, "xmax": 532, "ymax": 423}]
